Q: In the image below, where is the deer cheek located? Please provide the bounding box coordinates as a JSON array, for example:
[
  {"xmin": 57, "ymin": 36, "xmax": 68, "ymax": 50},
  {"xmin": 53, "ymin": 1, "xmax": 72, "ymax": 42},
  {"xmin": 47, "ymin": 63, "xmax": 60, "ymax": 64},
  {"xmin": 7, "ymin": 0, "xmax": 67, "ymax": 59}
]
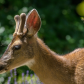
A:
[
  {"xmin": 28, "ymin": 41, "xmax": 32, "ymax": 45},
  {"xmin": 26, "ymin": 45, "xmax": 34, "ymax": 58}
]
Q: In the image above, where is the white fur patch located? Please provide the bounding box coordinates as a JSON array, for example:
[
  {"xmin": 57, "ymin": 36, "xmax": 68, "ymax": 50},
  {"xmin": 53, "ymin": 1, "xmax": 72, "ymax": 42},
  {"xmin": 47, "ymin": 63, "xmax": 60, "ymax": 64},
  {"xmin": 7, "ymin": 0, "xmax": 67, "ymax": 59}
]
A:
[{"xmin": 26, "ymin": 59, "xmax": 35, "ymax": 68}]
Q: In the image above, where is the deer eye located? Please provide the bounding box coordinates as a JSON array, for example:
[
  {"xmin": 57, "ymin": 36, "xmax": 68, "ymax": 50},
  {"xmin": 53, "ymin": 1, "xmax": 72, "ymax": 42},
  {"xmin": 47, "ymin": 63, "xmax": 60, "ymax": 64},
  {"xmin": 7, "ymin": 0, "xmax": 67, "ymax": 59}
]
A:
[{"xmin": 14, "ymin": 45, "xmax": 21, "ymax": 50}]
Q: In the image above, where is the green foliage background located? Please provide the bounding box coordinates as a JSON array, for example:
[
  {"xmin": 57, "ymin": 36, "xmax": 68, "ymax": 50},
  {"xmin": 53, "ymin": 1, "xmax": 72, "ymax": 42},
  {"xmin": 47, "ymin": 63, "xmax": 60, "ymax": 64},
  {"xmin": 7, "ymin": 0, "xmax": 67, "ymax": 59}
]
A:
[{"xmin": 0, "ymin": 0, "xmax": 84, "ymax": 83}]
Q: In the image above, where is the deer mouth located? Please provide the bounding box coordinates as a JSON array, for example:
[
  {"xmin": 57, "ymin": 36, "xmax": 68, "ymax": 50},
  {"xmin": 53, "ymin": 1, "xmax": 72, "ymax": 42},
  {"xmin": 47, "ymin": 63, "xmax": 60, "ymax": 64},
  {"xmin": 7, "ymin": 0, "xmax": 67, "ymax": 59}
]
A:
[
  {"xmin": 0, "ymin": 60, "xmax": 10, "ymax": 74},
  {"xmin": 0, "ymin": 54, "xmax": 15, "ymax": 74},
  {"xmin": 0, "ymin": 63, "xmax": 7, "ymax": 74}
]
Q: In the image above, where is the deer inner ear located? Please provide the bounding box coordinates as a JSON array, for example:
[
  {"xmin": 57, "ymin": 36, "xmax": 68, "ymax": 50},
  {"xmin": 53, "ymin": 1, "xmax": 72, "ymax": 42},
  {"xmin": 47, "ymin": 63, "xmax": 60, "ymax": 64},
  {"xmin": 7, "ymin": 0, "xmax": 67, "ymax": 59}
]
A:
[{"xmin": 26, "ymin": 9, "xmax": 41, "ymax": 36}]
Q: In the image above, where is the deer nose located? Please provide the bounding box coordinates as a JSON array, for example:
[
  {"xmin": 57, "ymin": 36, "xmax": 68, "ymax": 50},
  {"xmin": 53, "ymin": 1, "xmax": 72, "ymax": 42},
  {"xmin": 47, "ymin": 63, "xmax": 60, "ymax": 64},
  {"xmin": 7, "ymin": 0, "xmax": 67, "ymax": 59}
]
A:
[
  {"xmin": 0, "ymin": 64, "xmax": 5, "ymax": 71},
  {"xmin": 0, "ymin": 60, "xmax": 7, "ymax": 72}
]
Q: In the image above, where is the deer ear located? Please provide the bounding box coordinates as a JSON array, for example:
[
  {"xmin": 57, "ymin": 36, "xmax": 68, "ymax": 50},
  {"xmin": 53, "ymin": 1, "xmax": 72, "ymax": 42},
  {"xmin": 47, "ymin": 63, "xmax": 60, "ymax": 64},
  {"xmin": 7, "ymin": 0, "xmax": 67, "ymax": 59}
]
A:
[{"xmin": 26, "ymin": 9, "xmax": 41, "ymax": 37}]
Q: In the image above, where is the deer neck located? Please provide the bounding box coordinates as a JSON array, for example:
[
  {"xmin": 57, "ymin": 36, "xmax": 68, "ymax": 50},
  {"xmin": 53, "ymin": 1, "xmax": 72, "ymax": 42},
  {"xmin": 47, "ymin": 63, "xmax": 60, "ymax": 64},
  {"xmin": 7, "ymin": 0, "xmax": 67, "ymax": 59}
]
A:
[{"xmin": 26, "ymin": 38, "xmax": 74, "ymax": 84}]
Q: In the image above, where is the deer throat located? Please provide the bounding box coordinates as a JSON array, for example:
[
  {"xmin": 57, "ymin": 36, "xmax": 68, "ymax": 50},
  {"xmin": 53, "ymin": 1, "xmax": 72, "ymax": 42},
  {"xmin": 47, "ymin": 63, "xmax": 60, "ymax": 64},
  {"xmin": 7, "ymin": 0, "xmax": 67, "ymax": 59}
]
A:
[{"xmin": 26, "ymin": 59, "xmax": 35, "ymax": 68}]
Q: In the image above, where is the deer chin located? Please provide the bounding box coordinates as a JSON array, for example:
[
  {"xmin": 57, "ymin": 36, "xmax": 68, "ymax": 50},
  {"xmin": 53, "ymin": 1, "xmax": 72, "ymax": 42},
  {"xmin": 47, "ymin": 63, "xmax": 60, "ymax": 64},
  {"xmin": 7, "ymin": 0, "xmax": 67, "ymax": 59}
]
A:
[{"xmin": 0, "ymin": 70, "xmax": 6, "ymax": 74}]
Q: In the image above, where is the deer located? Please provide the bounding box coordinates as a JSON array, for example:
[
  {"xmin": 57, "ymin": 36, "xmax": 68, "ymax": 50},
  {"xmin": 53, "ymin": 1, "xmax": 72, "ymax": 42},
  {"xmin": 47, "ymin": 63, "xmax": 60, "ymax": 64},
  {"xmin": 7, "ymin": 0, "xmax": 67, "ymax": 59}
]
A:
[{"xmin": 0, "ymin": 9, "xmax": 84, "ymax": 84}]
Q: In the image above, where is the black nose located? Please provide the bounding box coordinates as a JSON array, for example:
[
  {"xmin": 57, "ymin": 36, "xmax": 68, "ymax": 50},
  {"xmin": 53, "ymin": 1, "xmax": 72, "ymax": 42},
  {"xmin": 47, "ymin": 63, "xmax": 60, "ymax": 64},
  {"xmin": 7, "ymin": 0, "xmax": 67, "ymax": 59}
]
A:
[
  {"xmin": 0, "ymin": 64, "xmax": 5, "ymax": 71},
  {"xmin": 0, "ymin": 61, "xmax": 6, "ymax": 71}
]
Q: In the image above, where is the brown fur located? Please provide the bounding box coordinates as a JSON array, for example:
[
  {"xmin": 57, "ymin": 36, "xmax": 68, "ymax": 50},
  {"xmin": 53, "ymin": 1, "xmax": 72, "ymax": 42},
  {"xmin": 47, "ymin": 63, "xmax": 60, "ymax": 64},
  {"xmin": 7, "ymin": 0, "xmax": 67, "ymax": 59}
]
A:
[{"xmin": 0, "ymin": 9, "xmax": 84, "ymax": 84}]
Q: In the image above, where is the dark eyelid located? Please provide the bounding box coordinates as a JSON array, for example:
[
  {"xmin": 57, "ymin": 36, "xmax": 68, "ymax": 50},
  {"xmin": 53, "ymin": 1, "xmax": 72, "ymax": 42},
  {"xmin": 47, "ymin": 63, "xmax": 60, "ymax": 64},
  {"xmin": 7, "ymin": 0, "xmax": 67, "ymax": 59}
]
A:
[{"xmin": 13, "ymin": 45, "xmax": 21, "ymax": 50}]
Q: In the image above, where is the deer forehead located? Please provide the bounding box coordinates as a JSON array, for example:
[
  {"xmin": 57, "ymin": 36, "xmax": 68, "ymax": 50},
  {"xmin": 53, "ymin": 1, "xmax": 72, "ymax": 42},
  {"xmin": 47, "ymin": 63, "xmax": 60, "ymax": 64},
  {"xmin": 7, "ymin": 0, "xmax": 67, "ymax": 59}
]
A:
[{"xmin": 12, "ymin": 39, "xmax": 22, "ymax": 46}]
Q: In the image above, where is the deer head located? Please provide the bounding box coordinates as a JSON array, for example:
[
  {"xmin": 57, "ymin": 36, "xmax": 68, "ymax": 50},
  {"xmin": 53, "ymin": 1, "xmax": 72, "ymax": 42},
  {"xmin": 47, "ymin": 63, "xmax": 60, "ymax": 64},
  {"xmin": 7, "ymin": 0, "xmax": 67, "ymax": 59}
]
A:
[{"xmin": 0, "ymin": 9, "xmax": 41, "ymax": 74}]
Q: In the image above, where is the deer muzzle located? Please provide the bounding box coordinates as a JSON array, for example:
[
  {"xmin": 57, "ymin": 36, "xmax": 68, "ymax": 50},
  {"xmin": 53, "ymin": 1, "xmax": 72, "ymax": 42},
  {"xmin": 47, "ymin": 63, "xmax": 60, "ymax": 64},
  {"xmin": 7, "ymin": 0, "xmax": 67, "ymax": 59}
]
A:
[{"xmin": 0, "ymin": 60, "xmax": 7, "ymax": 74}]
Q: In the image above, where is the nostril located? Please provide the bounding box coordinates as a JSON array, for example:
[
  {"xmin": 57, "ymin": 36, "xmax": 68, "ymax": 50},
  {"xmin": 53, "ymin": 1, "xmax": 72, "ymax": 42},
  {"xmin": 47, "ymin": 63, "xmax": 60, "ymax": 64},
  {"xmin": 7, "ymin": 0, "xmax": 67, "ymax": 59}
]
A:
[
  {"xmin": 0, "ymin": 61, "xmax": 7, "ymax": 71},
  {"xmin": 0, "ymin": 64, "xmax": 5, "ymax": 71}
]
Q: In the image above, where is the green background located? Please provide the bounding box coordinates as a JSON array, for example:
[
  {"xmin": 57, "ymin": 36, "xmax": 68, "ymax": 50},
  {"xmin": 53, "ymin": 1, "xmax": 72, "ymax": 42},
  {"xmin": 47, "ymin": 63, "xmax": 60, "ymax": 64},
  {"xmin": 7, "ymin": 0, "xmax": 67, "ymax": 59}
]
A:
[{"xmin": 0, "ymin": 0, "xmax": 84, "ymax": 83}]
